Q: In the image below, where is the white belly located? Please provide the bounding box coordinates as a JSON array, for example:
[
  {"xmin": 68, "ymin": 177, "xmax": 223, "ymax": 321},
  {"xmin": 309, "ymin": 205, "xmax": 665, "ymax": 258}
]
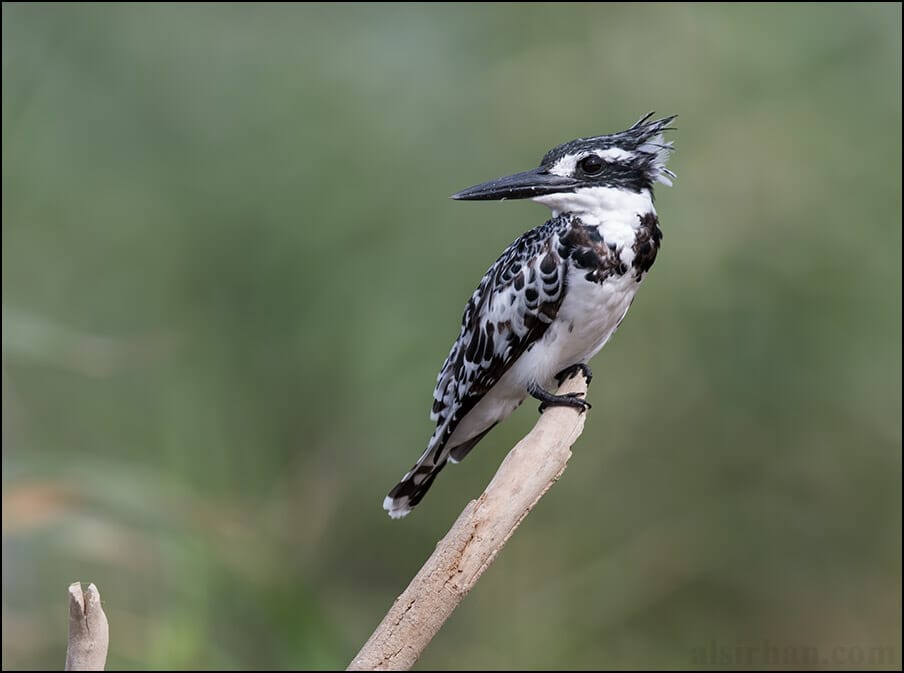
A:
[
  {"xmin": 510, "ymin": 269, "xmax": 639, "ymax": 388},
  {"xmin": 446, "ymin": 268, "xmax": 640, "ymax": 449}
]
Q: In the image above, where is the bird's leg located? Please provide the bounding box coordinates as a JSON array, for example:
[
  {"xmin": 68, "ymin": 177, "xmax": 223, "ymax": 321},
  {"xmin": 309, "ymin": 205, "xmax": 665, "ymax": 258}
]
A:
[
  {"xmin": 555, "ymin": 363, "xmax": 593, "ymax": 386},
  {"xmin": 528, "ymin": 382, "xmax": 592, "ymax": 414}
]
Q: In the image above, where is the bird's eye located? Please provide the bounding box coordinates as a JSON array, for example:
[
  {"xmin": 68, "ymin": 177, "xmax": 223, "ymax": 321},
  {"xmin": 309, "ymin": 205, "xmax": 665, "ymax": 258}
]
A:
[{"xmin": 579, "ymin": 155, "xmax": 604, "ymax": 176}]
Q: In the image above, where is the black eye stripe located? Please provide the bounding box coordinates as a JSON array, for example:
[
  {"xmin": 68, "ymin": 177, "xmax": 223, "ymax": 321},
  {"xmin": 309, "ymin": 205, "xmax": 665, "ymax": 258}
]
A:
[{"xmin": 578, "ymin": 155, "xmax": 603, "ymax": 176}]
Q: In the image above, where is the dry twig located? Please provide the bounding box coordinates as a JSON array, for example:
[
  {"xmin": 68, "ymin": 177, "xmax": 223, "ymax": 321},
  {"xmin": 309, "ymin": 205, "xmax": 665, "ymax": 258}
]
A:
[
  {"xmin": 348, "ymin": 373, "xmax": 590, "ymax": 670},
  {"xmin": 65, "ymin": 582, "xmax": 108, "ymax": 671}
]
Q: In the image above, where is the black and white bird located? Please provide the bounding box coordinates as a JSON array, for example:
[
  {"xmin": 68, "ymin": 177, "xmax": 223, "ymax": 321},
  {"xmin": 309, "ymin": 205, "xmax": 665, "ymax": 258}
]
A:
[{"xmin": 384, "ymin": 113, "xmax": 676, "ymax": 519}]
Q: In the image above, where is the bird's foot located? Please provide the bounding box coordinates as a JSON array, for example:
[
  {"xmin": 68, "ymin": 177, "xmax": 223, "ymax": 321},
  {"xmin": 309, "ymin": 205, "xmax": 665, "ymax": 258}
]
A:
[
  {"xmin": 528, "ymin": 382, "xmax": 592, "ymax": 414},
  {"xmin": 555, "ymin": 363, "xmax": 593, "ymax": 386}
]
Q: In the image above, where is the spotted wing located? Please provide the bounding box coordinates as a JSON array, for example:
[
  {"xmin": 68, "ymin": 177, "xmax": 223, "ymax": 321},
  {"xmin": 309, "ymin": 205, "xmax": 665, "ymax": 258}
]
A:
[
  {"xmin": 385, "ymin": 218, "xmax": 571, "ymax": 517},
  {"xmin": 429, "ymin": 221, "xmax": 568, "ymax": 456}
]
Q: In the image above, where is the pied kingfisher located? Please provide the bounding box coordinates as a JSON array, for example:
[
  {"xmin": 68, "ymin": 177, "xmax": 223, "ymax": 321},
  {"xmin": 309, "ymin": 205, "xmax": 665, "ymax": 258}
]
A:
[{"xmin": 384, "ymin": 113, "xmax": 676, "ymax": 518}]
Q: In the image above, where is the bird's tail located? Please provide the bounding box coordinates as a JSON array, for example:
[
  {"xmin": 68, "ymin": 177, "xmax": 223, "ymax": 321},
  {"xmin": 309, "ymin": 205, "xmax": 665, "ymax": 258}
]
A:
[{"xmin": 383, "ymin": 449, "xmax": 448, "ymax": 519}]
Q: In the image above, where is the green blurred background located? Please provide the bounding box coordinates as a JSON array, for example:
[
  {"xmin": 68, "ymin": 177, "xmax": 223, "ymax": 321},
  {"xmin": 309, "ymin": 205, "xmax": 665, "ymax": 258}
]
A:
[{"xmin": 2, "ymin": 3, "xmax": 901, "ymax": 670}]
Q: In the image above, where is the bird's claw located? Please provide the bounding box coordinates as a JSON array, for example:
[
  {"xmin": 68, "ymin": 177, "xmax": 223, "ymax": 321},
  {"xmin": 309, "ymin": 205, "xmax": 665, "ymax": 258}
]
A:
[{"xmin": 538, "ymin": 391, "xmax": 591, "ymax": 414}]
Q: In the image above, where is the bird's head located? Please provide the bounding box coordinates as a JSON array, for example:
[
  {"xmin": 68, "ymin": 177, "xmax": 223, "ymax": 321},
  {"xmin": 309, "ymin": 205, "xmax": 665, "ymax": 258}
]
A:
[{"xmin": 452, "ymin": 113, "xmax": 676, "ymax": 216}]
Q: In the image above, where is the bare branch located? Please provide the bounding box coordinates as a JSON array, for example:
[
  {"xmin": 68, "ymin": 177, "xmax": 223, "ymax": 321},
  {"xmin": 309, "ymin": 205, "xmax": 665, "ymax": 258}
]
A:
[
  {"xmin": 348, "ymin": 373, "xmax": 590, "ymax": 671},
  {"xmin": 65, "ymin": 582, "xmax": 109, "ymax": 671}
]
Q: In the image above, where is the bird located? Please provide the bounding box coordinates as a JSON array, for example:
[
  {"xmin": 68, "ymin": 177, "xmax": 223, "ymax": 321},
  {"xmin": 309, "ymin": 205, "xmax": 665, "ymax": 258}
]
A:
[{"xmin": 384, "ymin": 113, "xmax": 676, "ymax": 519}]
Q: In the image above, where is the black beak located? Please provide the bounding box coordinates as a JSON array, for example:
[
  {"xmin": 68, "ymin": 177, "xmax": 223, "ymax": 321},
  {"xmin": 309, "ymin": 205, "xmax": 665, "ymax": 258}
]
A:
[{"xmin": 451, "ymin": 166, "xmax": 577, "ymax": 201}]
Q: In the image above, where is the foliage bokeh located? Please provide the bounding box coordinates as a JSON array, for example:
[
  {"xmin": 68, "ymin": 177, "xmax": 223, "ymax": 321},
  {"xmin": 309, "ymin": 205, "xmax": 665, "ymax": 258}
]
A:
[{"xmin": 3, "ymin": 3, "xmax": 901, "ymax": 670}]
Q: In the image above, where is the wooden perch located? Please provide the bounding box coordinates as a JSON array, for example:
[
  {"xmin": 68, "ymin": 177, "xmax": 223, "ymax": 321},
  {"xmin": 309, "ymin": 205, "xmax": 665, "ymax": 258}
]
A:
[
  {"xmin": 348, "ymin": 373, "xmax": 590, "ymax": 671},
  {"xmin": 65, "ymin": 582, "xmax": 108, "ymax": 671}
]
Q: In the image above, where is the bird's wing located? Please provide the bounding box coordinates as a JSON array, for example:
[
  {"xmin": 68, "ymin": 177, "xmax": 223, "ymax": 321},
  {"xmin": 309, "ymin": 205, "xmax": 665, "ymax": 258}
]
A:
[
  {"xmin": 427, "ymin": 215, "xmax": 571, "ymax": 461},
  {"xmin": 383, "ymin": 215, "xmax": 573, "ymax": 518}
]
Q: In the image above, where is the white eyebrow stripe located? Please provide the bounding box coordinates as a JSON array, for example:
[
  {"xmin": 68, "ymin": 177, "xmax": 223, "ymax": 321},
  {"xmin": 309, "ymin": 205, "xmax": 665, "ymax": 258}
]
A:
[
  {"xmin": 597, "ymin": 147, "xmax": 635, "ymax": 162},
  {"xmin": 549, "ymin": 146, "xmax": 638, "ymax": 177}
]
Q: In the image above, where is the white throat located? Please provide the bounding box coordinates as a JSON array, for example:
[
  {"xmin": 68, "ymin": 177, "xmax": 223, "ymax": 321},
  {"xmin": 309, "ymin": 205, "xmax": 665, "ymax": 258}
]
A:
[{"xmin": 532, "ymin": 186, "xmax": 655, "ymax": 225}]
